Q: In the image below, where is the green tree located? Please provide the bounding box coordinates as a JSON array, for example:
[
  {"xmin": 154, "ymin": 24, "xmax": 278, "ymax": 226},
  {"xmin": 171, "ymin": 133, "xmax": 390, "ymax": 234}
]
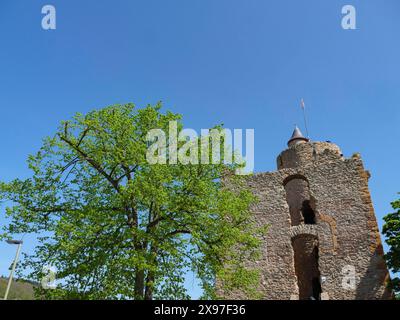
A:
[
  {"xmin": 0, "ymin": 103, "xmax": 263, "ymax": 300},
  {"xmin": 382, "ymin": 195, "xmax": 400, "ymax": 296}
]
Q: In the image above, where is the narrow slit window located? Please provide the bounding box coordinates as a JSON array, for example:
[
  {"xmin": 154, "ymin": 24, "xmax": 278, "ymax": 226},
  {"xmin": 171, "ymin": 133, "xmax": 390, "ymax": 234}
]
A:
[{"xmin": 302, "ymin": 200, "xmax": 316, "ymax": 224}]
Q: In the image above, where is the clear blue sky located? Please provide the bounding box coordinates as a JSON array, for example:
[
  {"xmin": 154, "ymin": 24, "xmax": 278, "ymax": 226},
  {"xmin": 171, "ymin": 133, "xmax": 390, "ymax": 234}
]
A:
[{"xmin": 0, "ymin": 0, "xmax": 399, "ymax": 299}]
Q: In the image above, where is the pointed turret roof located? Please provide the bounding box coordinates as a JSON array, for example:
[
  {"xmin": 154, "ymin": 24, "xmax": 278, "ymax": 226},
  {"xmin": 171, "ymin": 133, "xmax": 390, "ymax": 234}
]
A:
[{"xmin": 287, "ymin": 126, "xmax": 309, "ymax": 147}]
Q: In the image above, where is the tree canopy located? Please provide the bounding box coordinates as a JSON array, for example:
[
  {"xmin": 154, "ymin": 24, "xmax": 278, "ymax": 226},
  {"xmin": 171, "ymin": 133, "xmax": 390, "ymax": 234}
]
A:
[
  {"xmin": 0, "ymin": 103, "xmax": 264, "ymax": 300},
  {"xmin": 382, "ymin": 195, "xmax": 400, "ymax": 297}
]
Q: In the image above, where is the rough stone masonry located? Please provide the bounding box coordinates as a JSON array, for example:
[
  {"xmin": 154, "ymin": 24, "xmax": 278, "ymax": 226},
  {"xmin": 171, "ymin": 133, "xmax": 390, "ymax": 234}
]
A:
[{"xmin": 218, "ymin": 127, "xmax": 393, "ymax": 300}]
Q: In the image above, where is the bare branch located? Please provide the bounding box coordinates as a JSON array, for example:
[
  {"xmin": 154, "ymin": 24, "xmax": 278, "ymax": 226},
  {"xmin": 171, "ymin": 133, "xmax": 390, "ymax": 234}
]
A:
[{"xmin": 58, "ymin": 133, "xmax": 120, "ymax": 193}]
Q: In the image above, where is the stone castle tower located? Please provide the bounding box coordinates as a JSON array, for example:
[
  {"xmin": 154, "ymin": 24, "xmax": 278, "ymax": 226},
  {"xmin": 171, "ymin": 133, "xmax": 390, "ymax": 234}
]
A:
[{"xmin": 221, "ymin": 127, "xmax": 392, "ymax": 300}]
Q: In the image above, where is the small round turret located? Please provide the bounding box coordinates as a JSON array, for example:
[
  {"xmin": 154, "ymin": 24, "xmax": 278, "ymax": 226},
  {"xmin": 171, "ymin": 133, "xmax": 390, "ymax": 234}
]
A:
[
  {"xmin": 288, "ymin": 126, "xmax": 309, "ymax": 147},
  {"xmin": 277, "ymin": 128, "xmax": 343, "ymax": 170}
]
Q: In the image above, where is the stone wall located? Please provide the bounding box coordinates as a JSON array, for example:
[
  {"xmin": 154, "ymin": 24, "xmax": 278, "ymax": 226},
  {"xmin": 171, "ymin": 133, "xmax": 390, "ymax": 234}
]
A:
[{"xmin": 218, "ymin": 141, "xmax": 392, "ymax": 300}]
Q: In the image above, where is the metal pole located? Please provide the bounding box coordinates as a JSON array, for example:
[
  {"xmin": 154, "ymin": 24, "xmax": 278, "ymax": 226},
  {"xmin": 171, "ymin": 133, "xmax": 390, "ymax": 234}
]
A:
[
  {"xmin": 302, "ymin": 107, "xmax": 309, "ymax": 138},
  {"xmin": 301, "ymin": 99, "xmax": 309, "ymax": 138},
  {"xmin": 4, "ymin": 242, "xmax": 22, "ymax": 300}
]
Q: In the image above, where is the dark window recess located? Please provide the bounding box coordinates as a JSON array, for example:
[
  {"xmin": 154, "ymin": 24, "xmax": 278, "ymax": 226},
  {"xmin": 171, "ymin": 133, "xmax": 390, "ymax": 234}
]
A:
[
  {"xmin": 292, "ymin": 236, "xmax": 321, "ymax": 300},
  {"xmin": 301, "ymin": 200, "xmax": 316, "ymax": 224},
  {"xmin": 311, "ymin": 247, "xmax": 322, "ymax": 300},
  {"xmin": 311, "ymin": 277, "xmax": 322, "ymax": 300}
]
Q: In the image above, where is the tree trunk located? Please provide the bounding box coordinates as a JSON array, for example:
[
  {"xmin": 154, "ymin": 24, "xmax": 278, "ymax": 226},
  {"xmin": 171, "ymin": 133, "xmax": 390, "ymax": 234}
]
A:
[
  {"xmin": 144, "ymin": 243, "xmax": 157, "ymax": 300},
  {"xmin": 134, "ymin": 269, "xmax": 145, "ymax": 299},
  {"xmin": 144, "ymin": 271, "xmax": 155, "ymax": 300}
]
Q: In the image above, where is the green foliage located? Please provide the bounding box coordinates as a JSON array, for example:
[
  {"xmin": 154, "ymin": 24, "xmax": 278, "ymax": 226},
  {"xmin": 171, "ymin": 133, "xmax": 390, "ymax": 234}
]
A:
[
  {"xmin": 382, "ymin": 196, "xmax": 400, "ymax": 296},
  {"xmin": 0, "ymin": 103, "xmax": 263, "ymax": 300}
]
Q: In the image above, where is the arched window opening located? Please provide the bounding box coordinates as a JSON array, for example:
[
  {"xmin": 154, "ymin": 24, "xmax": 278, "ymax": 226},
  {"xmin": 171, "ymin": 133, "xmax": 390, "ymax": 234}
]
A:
[
  {"xmin": 302, "ymin": 200, "xmax": 316, "ymax": 225},
  {"xmin": 283, "ymin": 175, "xmax": 310, "ymax": 226},
  {"xmin": 283, "ymin": 174, "xmax": 309, "ymax": 186},
  {"xmin": 292, "ymin": 235, "xmax": 321, "ymax": 300}
]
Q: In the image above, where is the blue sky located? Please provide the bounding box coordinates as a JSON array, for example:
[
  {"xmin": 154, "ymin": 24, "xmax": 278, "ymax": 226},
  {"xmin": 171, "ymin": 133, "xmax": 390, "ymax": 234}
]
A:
[{"xmin": 0, "ymin": 0, "xmax": 399, "ymax": 299}]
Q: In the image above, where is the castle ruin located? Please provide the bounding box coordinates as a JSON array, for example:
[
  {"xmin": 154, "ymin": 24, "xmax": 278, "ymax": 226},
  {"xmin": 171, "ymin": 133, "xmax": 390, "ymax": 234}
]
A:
[{"xmin": 220, "ymin": 127, "xmax": 392, "ymax": 300}]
